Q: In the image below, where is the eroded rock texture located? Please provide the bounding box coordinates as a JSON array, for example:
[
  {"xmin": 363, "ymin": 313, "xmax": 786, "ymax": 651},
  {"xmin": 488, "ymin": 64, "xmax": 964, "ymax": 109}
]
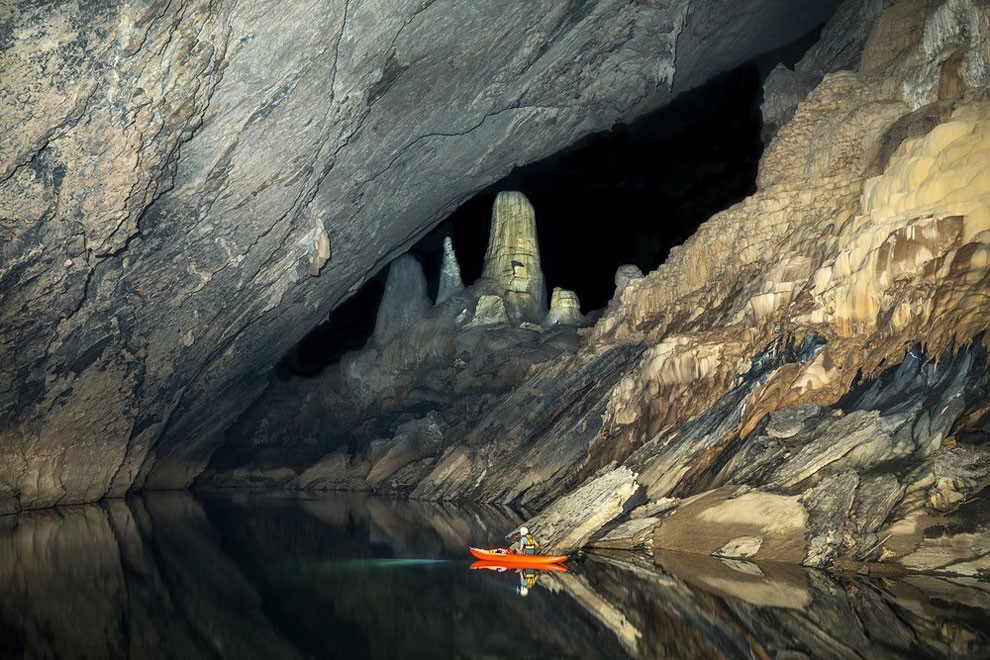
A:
[
  {"xmin": 0, "ymin": 0, "xmax": 841, "ymax": 512},
  {"xmin": 212, "ymin": 0, "xmax": 990, "ymax": 575}
]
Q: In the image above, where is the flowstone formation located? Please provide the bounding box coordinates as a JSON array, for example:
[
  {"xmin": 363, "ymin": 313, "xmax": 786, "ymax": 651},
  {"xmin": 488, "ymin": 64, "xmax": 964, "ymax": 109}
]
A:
[
  {"xmin": 0, "ymin": 0, "xmax": 840, "ymax": 513},
  {"xmin": 214, "ymin": 0, "xmax": 990, "ymax": 577}
]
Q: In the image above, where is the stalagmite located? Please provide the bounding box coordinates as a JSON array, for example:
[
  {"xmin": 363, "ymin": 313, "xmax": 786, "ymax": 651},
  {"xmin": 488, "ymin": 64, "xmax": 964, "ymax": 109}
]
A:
[
  {"xmin": 372, "ymin": 254, "xmax": 431, "ymax": 348},
  {"xmin": 435, "ymin": 236, "xmax": 465, "ymax": 304},
  {"xmin": 476, "ymin": 191, "xmax": 548, "ymax": 324},
  {"xmin": 544, "ymin": 287, "xmax": 586, "ymax": 327}
]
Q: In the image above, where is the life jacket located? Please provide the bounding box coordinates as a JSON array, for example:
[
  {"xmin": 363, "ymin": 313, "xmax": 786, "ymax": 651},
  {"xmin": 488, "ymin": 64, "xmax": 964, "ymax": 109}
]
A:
[{"xmin": 521, "ymin": 533, "xmax": 537, "ymax": 554}]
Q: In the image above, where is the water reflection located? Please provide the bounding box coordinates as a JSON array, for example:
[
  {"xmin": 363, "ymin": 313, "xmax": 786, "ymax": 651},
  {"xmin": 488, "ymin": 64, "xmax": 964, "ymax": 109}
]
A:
[{"xmin": 1, "ymin": 492, "xmax": 988, "ymax": 659}]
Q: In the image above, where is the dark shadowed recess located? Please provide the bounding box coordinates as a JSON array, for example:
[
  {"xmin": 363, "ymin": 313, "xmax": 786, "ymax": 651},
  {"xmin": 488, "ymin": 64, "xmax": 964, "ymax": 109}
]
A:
[{"xmin": 282, "ymin": 25, "xmax": 823, "ymax": 377}]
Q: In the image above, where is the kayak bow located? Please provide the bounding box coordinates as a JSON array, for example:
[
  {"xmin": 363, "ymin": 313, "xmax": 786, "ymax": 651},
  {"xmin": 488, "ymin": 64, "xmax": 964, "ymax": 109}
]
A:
[{"xmin": 468, "ymin": 547, "xmax": 568, "ymax": 564}]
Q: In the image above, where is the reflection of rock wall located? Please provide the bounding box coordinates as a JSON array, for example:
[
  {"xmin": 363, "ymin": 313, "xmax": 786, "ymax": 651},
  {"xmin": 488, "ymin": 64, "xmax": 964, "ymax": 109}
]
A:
[
  {"xmin": 0, "ymin": 494, "xmax": 300, "ymax": 659},
  {"xmin": 198, "ymin": 493, "xmax": 629, "ymax": 659},
  {"xmin": 555, "ymin": 552, "xmax": 990, "ymax": 658},
  {"xmin": 0, "ymin": 506, "xmax": 128, "ymax": 659}
]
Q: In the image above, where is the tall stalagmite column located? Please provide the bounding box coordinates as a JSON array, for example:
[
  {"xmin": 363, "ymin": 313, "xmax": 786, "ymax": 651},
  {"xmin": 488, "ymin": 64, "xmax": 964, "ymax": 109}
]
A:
[{"xmin": 478, "ymin": 191, "xmax": 548, "ymax": 324}]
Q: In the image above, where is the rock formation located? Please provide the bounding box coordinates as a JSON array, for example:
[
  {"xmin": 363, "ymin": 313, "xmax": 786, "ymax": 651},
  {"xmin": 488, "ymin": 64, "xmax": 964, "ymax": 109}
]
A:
[
  {"xmin": 760, "ymin": 0, "xmax": 895, "ymax": 142},
  {"xmin": 205, "ymin": 192, "xmax": 591, "ymax": 494},
  {"xmin": 435, "ymin": 237, "xmax": 464, "ymax": 305},
  {"xmin": 542, "ymin": 0, "xmax": 990, "ymax": 573},
  {"xmin": 474, "ymin": 191, "xmax": 548, "ymax": 325},
  {"xmin": 2, "ymin": 0, "xmax": 987, "ymax": 581},
  {"xmin": 371, "ymin": 254, "xmax": 430, "ymax": 348},
  {"xmin": 544, "ymin": 288, "xmax": 585, "ymax": 328},
  {"xmin": 1, "ymin": 0, "xmax": 840, "ymax": 513}
]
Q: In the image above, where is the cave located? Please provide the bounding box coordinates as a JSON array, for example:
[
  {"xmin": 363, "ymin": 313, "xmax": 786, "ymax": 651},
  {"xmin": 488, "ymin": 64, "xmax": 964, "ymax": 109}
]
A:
[{"xmin": 3, "ymin": 0, "xmax": 990, "ymax": 657}]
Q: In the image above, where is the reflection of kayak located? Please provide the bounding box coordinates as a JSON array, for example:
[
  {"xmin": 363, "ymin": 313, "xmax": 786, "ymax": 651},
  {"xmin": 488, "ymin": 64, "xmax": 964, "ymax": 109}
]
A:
[
  {"xmin": 468, "ymin": 547, "xmax": 568, "ymax": 564},
  {"xmin": 470, "ymin": 560, "xmax": 567, "ymax": 573}
]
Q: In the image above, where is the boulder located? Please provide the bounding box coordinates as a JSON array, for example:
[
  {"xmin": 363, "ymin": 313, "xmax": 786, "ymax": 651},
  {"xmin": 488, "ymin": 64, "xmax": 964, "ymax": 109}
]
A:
[
  {"xmin": 654, "ymin": 488, "xmax": 809, "ymax": 564},
  {"xmin": 524, "ymin": 466, "xmax": 641, "ymax": 554}
]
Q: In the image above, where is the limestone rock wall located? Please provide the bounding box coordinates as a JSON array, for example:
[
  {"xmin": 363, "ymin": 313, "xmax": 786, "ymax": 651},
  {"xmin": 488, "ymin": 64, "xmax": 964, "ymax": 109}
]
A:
[
  {"xmin": 591, "ymin": 0, "xmax": 990, "ymax": 457},
  {"xmin": 761, "ymin": 0, "xmax": 896, "ymax": 142},
  {"xmin": 0, "ymin": 0, "xmax": 839, "ymax": 512}
]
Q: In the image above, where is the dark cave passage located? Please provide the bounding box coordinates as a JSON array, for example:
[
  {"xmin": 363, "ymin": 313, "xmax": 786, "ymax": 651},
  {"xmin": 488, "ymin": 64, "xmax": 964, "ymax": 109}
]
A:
[
  {"xmin": 417, "ymin": 64, "xmax": 766, "ymax": 312},
  {"xmin": 283, "ymin": 26, "xmax": 822, "ymax": 377}
]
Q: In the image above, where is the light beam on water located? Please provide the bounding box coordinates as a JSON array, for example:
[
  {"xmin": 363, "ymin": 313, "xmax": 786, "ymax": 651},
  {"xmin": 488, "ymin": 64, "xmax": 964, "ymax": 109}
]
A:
[{"xmin": 299, "ymin": 558, "xmax": 457, "ymax": 573}]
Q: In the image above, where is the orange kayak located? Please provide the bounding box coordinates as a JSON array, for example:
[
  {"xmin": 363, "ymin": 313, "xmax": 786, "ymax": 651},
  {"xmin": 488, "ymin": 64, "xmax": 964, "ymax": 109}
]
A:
[
  {"xmin": 468, "ymin": 547, "xmax": 568, "ymax": 564},
  {"xmin": 470, "ymin": 560, "xmax": 567, "ymax": 573}
]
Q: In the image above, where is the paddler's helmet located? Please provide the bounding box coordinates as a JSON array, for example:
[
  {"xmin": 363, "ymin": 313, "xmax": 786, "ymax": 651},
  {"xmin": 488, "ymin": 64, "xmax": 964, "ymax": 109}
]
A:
[
  {"xmin": 518, "ymin": 586, "xmax": 529, "ymax": 597},
  {"xmin": 519, "ymin": 526, "xmax": 528, "ymax": 536}
]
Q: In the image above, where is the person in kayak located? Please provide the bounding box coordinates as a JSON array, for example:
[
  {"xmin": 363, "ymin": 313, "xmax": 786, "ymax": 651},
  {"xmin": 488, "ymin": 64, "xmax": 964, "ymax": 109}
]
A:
[{"xmin": 510, "ymin": 526, "xmax": 539, "ymax": 555}]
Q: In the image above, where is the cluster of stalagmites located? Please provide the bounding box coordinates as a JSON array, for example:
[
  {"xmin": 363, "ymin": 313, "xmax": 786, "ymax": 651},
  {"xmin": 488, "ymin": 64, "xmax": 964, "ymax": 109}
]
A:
[
  {"xmin": 208, "ymin": 190, "xmax": 592, "ymax": 490},
  {"xmin": 212, "ymin": 0, "xmax": 990, "ymax": 578}
]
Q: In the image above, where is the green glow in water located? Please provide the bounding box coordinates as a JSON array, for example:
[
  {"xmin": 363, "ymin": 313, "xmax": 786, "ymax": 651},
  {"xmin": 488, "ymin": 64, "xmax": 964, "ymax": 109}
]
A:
[{"xmin": 303, "ymin": 558, "xmax": 455, "ymax": 573}]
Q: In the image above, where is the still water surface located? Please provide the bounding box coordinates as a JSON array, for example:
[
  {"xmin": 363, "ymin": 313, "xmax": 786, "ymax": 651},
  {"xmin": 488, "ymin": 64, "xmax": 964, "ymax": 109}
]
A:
[{"xmin": 1, "ymin": 492, "xmax": 988, "ymax": 659}]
